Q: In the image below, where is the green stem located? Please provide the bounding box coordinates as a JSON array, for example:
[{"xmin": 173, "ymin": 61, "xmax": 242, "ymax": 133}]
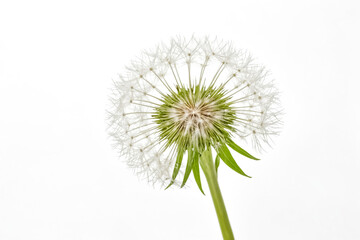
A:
[{"xmin": 200, "ymin": 148, "xmax": 235, "ymax": 240}]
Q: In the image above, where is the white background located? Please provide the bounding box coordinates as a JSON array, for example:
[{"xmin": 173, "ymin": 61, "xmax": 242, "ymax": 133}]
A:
[{"xmin": 1, "ymin": 0, "xmax": 360, "ymax": 239}]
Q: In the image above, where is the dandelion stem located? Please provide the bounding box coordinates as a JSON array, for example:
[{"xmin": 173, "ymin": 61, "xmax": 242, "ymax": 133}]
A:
[{"xmin": 200, "ymin": 148, "xmax": 234, "ymax": 240}]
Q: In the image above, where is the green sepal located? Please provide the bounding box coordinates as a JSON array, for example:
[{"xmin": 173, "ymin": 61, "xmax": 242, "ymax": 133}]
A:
[
  {"xmin": 181, "ymin": 148, "xmax": 195, "ymax": 188},
  {"xmin": 227, "ymin": 138, "xmax": 260, "ymax": 160},
  {"xmin": 192, "ymin": 151, "xmax": 205, "ymax": 195},
  {"xmin": 165, "ymin": 147, "xmax": 184, "ymax": 190},
  {"xmin": 217, "ymin": 143, "xmax": 251, "ymax": 178},
  {"xmin": 215, "ymin": 154, "xmax": 220, "ymax": 174}
]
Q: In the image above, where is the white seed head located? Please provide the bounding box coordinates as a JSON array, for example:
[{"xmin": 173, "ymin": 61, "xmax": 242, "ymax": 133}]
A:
[{"xmin": 107, "ymin": 36, "xmax": 282, "ymax": 187}]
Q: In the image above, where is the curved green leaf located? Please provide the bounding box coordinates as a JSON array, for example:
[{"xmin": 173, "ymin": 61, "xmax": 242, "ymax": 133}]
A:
[
  {"xmin": 181, "ymin": 148, "xmax": 195, "ymax": 187},
  {"xmin": 227, "ymin": 138, "xmax": 260, "ymax": 160},
  {"xmin": 217, "ymin": 143, "xmax": 251, "ymax": 178},
  {"xmin": 192, "ymin": 151, "xmax": 205, "ymax": 195},
  {"xmin": 165, "ymin": 147, "xmax": 184, "ymax": 189}
]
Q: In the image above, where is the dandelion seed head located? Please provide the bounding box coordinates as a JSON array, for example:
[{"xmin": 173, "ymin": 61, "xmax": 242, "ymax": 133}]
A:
[{"xmin": 107, "ymin": 36, "xmax": 282, "ymax": 187}]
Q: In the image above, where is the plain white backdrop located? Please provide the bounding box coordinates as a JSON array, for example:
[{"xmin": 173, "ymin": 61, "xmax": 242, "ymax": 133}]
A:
[{"xmin": 1, "ymin": 0, "xmax": 359, "ymax": 239}]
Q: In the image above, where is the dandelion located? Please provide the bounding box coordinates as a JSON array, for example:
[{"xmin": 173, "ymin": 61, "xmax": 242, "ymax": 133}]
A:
[{"xmin": 107, "ymin": 36, "xmax": 282, "ymax": 240}]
